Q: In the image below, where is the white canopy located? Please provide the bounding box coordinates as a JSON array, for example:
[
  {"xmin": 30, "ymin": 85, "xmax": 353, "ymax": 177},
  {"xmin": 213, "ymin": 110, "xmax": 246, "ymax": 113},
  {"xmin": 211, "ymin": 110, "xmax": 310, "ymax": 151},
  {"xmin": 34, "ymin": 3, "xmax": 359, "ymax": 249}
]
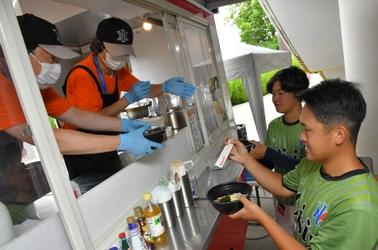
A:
[{"xmin": 221, "ymin": 42, "xmax": 291, "ymax": 142}]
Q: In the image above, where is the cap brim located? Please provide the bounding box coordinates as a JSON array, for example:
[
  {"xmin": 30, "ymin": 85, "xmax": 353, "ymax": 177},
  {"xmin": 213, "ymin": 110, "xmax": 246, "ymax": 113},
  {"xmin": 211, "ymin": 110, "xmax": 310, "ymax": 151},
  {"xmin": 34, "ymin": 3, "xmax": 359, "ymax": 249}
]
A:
[
  {"xmin": 103, "ymin": 42, "xmax": 136, "ymax": 57},
  {"xmin": 39, "ymin": 44, "xmax": 80, "ymax": 59}
]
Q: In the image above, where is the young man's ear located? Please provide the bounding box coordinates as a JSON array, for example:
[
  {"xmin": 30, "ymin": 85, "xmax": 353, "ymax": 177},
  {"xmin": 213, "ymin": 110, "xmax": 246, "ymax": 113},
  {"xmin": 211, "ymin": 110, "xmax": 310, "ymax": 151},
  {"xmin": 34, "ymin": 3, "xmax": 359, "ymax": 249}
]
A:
[{"xmin": 334, "ymin": 126, "xmax": 347, "ymax": 145}]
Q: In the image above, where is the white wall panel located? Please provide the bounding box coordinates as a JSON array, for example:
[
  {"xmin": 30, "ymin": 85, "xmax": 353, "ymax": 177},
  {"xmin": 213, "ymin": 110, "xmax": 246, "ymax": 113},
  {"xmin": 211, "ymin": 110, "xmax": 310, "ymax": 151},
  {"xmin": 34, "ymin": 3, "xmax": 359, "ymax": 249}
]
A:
[{"xmin": 339, "ymin": 0, "xmax": 378, "ymax": 174}]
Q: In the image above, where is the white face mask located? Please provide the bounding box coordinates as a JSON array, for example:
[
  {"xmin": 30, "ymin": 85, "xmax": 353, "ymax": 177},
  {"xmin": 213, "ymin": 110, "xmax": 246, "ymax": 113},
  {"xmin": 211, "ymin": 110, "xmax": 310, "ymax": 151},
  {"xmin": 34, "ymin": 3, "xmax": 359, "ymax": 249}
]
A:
[
  {"xmin": 100, "ymin": 52, "xmax": 128, "ymax": 71},
  {"xmin": 30, "ymin": 53, "xmax": 61, "ymax": 90}
]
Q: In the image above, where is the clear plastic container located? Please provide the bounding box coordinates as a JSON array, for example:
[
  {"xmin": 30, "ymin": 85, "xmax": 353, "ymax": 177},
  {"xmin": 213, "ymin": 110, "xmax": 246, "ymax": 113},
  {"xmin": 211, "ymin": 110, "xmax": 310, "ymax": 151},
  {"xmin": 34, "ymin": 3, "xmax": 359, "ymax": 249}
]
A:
[{"xmin": 0, "ymin": 202, "xmax": 15, "ymax": 248}]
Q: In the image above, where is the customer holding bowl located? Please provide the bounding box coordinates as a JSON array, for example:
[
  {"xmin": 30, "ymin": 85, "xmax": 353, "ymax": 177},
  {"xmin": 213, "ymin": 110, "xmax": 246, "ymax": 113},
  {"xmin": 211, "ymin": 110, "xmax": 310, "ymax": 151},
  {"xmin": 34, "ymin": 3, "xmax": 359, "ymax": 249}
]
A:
[{"xmin": 224, "ymin": 79, "xmax": 378, "ymax": 249}]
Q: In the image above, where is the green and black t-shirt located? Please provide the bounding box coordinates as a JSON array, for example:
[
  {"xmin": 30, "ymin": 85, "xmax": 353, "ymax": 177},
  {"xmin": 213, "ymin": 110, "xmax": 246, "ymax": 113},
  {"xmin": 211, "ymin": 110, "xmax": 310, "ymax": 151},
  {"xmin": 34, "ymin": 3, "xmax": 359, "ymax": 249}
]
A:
[{"xmin": 283, "ymin": 157, "xmax": 378, "ymax": 249}]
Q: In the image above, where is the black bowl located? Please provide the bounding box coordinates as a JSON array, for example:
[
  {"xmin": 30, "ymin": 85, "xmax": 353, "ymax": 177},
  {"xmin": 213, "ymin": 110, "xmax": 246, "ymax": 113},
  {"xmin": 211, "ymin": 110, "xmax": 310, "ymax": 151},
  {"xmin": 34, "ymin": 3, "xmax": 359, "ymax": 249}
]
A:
[
  {"xmin": 240, "ymin": 140, "xmax": 255, "ymax": 152},
  {"xmin": 143, "ymin": 126, "xmax": 166, "ymax": 144},
  {"xmin": 206, "ymin": 181, "xmax": 252, "ymax": 215}
]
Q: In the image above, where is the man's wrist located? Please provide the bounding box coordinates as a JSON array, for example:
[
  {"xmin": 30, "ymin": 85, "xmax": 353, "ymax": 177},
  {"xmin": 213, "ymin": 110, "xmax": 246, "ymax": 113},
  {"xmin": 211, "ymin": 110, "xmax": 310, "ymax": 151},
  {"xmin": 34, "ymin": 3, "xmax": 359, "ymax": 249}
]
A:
[
  {"xmin": 121, "ymin": 119, "xmax": 130, "ymax": 132},
  {"xmin": 124, "ymin": 93, "xmax": 133, "ymax": 103},
  {"xmin": 123, "ymin": 94, "xmax": 131, "ymax": 105}
]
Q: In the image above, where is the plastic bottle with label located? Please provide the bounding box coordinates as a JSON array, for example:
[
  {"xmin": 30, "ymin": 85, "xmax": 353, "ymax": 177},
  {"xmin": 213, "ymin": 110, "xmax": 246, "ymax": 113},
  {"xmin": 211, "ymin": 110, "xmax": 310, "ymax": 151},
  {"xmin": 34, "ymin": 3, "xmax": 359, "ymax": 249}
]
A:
[
  {"xmin": 134, "ymin": 206, "xmax": 155, "ymax": 250},
  {"xmin": 127, "ymin": 216, "xmax": 149, "ymax": 250},
  {"xmin": 118, "ymin": 232, "xmax": 131, "ymax": 250},
  {"xmin": 142, "ymin": 191, "xmax": 167, "ymax": 243}
]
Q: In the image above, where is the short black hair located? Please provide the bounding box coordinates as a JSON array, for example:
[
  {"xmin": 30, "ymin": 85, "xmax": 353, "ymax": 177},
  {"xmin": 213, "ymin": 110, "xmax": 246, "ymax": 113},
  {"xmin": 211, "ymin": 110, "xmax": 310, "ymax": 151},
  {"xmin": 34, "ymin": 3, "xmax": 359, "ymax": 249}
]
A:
[
  {"xmin": 266, "ymin": 66, "xmax": 309, "ymax": 95},
  {"xmin": 299, "ymin": 78, "xmax": 366, "ymax": 146}
]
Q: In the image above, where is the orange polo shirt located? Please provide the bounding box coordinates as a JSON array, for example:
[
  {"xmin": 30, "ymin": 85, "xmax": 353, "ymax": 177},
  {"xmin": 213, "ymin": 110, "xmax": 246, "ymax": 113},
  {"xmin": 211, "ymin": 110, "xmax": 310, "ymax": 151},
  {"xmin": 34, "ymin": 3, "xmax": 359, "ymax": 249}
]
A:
[
  {"xmin": 0, "ymin": 68, "xmax": 71, "ymax": 131},
  {"xmin": 62, "ymin": 53, "xmax": 139, "ymax": 130}
]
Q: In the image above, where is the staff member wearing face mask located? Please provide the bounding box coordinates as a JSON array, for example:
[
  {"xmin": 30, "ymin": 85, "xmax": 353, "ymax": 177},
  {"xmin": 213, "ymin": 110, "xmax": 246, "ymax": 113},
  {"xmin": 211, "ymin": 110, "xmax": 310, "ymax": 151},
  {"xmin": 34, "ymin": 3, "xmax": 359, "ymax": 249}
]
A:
[
  {"xmin": 61, "ymin": 17, "xmax": 196, "ymax": 178},
  {"xmin": 0, "ymin": 14, "xmax": 162, "ymax": 165},
  {"xmin": 62, "ymin": 17, "xmax": 195, "ymax": 121}
]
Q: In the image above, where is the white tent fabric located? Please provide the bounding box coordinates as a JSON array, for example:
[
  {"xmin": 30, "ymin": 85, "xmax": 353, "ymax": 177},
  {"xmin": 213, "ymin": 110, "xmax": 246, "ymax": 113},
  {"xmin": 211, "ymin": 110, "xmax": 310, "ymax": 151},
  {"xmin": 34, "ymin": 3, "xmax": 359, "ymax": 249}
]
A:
[{"xmin": 220, "ymin": 42, "xmax": 291, "ymax": 142}]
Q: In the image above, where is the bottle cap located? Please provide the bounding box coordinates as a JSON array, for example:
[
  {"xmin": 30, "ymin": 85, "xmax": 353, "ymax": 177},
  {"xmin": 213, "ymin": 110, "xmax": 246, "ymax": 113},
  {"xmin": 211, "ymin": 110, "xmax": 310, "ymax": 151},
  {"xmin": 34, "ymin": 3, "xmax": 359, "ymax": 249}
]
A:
[
  {"xmin": 118, "ymin": 232, "xmax": 126, "ymax": 238},
  {"xmin": 126, "ymin": 216, "xmax": 135, "ymax": 224},
  {"xmin": 143, "ymin": 191, "xmax": 152, "ymax": 200},
  {"xmin": 133, "ymin": 206, "xmax": 143, "ymax": 217}
]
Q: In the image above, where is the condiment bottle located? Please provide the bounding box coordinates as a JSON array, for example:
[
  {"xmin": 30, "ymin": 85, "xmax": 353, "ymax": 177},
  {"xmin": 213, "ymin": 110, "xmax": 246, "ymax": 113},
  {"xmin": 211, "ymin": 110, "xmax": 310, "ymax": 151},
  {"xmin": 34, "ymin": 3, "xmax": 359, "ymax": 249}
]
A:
[
  {"xmin": 134, "ymin": 206, "xmax": 155, "ymax": 250},
  {"xmin": 118, "ymin": 232, "xmax": 131, "ymax": 250},
  {"xmin": 127, "ymin": 216, "xmax": 149, "ymax": 250},
  {"xmin": 143, "ymin": 191, "xmax": 167, "ymax": 243}
]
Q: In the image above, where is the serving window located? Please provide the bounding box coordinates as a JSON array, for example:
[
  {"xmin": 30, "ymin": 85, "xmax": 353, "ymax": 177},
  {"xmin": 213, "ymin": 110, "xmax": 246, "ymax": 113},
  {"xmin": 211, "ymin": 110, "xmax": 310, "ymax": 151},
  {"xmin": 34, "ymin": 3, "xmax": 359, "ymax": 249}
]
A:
[
  {"xmin": 0, "ymin": 37, "xmax": 58, "ymax": 247},
  {"xmin": 181, "ymin": 21, "xmax": 229, "ymax": 145}
]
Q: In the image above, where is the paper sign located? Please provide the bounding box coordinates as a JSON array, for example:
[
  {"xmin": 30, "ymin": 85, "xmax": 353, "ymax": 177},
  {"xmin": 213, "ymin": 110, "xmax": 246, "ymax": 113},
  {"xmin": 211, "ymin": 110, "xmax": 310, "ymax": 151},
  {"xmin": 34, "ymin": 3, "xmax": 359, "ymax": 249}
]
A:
[{"xmin": 215, "ymin": 141, "xmax": 234, "ymax": 168}]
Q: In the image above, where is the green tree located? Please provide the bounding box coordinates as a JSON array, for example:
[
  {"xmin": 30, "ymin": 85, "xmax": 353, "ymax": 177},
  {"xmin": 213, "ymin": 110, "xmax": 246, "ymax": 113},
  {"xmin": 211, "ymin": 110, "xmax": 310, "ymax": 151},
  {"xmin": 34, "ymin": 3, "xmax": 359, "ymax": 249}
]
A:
[
  {"xmin": 227, "ymin": 57, "xmax": 302, "ymax": 105},
  {"xmin": 222, "ymin": 1, "xmax": 304, "ymax": 105},
  {"xmin": 226, "ymin": 0, "xmax": 278, "ymax": 49}
]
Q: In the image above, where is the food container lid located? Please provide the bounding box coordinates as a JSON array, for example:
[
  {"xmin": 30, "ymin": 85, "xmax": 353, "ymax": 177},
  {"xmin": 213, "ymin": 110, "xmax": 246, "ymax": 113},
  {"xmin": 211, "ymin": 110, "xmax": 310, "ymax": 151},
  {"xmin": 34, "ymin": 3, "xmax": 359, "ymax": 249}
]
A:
[{"xmin": 143, "ymin": 126, "xmax": 165, "ymax": 136}]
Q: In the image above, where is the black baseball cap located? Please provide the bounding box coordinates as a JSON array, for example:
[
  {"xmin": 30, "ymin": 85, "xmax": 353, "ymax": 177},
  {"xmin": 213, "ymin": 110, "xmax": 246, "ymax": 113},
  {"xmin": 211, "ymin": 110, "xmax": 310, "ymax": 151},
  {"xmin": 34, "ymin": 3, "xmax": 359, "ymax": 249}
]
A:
[
  {"xmin": 17, "ymin": 13, "xmax": 79, "ymax": 59},
  {"xmin": 96, "ymin": 17, "xmax": 135, "ymax": 57}
]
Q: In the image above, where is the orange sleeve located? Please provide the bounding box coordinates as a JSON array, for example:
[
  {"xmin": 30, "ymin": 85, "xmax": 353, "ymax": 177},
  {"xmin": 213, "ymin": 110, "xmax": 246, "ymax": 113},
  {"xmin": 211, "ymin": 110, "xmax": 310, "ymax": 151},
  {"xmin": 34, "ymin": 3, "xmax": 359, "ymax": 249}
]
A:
[
  {"xmin": 0, "ymin": 72, "xmax": 70, "ymax": 131},
  {"xmin": 117, "ymin": 67, "xmax": 140, "ymax": 94},
  {"xmin": 62, "ymin": 54, "xmax": 139, "ymax": 130},
  {"xmin": 64, "ymin": 54, "xmax": 107, "ymax": 113},
  {"xmin": 0, "ymin": 74, "xmax": 26, "ymax": 130},
  {"xmin": 63, "ymin": 54, "xmax": 139, "ymax": 111},
  {"xmin": 40, "ymin": 88, "xmax": 71, "ymax": 117}
]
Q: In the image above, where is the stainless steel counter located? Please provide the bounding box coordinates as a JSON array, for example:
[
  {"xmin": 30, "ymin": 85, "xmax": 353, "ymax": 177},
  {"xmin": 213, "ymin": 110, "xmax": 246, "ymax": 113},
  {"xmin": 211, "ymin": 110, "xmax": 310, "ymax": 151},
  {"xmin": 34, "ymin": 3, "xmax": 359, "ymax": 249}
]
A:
[{"xmin": 156, "ymin": 161, "xmax": 243, "ymax": 250}]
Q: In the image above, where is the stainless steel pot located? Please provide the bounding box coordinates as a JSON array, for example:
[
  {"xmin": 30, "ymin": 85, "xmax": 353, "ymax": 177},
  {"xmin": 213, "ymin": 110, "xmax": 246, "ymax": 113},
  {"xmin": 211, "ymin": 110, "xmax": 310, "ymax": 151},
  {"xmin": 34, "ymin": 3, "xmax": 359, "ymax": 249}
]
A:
[
  {"xmin": 124, "ymin": 102, "xmax": 151, "ymax": 120},
  {"xmin": 167, "ymin": 107, "xmax": 186, "ymax": 130}
]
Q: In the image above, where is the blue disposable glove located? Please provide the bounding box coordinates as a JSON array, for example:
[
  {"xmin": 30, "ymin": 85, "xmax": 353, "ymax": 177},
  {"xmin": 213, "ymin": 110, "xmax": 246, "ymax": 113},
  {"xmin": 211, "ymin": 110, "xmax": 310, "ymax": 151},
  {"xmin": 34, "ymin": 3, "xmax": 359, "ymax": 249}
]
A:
[
  {"xmin": 117, "ymin": 127, "xmax": 163, "ymax": 156},
  {"xmin": 121, "ymin": 119, "xmax": 150, "ymax": 133},
  {"xmin": 124, "ymin": 81, "xmax": 151, "ymax": 103},
  {"xmin": 162, "ymin": 77, "xmax": 196, "ymax": 98}
]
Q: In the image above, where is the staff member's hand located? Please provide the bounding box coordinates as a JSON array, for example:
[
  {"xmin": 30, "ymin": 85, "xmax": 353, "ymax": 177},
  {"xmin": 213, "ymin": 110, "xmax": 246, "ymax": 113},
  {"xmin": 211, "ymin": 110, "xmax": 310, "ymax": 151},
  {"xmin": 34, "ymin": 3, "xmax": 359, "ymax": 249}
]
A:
[
  {"xmin": 163, "ymin": 77, "xmax": 196, "ymax": 98},
  {"xmin": 117, "ymin": 127, "xmax": 162, "ymax": 156},
  {"xmin": 229, "ymin": 195, "xmax": 264, "ymax": 223},
  {"xmin": 249, "ymin": 140, "xmax": 267, "ymax": 159},
  {"xmin": 124, "ymin": 80, "xmax": 151, "ymax": 103},
  {"xmin": 223, "ymin": 137, "xmax": 251, "ymax": 165},
  {"xmin": 121, "ymin": 119, "xmax": 150, "ymax": 133}
]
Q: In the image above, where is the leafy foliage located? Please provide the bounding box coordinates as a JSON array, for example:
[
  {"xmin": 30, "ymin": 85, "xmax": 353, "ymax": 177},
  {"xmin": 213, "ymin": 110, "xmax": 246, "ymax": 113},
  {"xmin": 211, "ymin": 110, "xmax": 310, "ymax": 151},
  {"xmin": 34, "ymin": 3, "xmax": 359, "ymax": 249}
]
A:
[
  {"xmin": 226, "ymin": 0, "xmax": 278, "ymax": 49},
  {"xmin": 227, "ymin": 79, "xmax": 248, "ymax": 105},
  {"xmin": 222, "ymin": 1, "xmax": 304, "ymax": 105},
  {"xmin": 223, "ymin": 1, "xmax": 304, "ymax": 105},
  {"xmin": 227, "ymin": 57, "xmax": 302, "ymax": 105}
]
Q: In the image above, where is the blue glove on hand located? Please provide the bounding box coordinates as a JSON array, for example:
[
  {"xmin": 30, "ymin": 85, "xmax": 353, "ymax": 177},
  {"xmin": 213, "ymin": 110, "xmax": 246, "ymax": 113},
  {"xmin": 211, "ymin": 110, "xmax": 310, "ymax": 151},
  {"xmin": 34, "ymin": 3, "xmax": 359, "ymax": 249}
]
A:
[
  {"xmin": 117, "ymin": 127, "xmax": 163, "ymax": 156},
  {"xmin": 124, "ymin": 81, "xmax": 151, "ymax": 103},
  {"xmin": 162, "ymin": 77, "xmax": 196, "ymax": 98},
  {"xmin": 121, "ymin": 119, "xmax": 150, "ymax": 133}
]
